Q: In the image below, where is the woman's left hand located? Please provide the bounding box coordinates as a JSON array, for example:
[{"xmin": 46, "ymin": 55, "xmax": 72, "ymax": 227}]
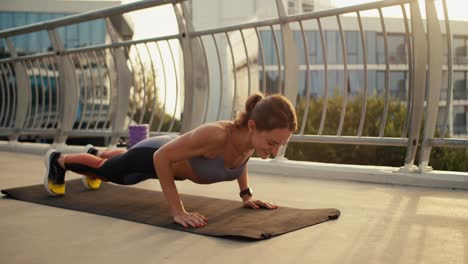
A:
[{"xmin": 243, "ymin": 198, "xmax": 278, "ymax": 210}]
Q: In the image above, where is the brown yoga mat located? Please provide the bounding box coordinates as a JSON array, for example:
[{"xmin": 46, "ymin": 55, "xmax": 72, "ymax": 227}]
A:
[{"xmin": 1, "ymin": 179, "xmax": 340, "ymax": 240}]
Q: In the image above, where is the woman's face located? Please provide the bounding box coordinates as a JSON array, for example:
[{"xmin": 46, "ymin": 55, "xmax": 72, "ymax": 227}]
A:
[{"xmin": 250, "ymin": 122, "xmax": 292, "ymax": 159}]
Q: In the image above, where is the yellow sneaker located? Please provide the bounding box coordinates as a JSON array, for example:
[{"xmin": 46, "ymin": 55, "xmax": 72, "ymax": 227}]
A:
[
  {"xmin": 81, "ymin": 144, "xmax": 101, "ymax": 190},
  {"xmin": 43, "ymin": 149, "xmax": 66, "ymax": 196},
  {"xmin": 81, "ymin": 176, "xmax": 101, "ymax": 190}
]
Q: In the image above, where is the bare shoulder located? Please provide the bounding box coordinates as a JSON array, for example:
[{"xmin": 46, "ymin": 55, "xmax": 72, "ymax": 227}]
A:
[
  {"xmin": 163, "ymin": 121, "xmax": 231, "ymax": 151},
  {"xmin": 155, "ymin": 121, "xmax": 231, "ymax": 162},
  {"xmin": 187, "ymin": 121, "xmax": 231, "ymax": 147}
]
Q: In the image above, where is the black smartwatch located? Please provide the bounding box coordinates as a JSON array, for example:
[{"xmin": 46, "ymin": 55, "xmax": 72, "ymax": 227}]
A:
[{"xmin": 239, "ymin": 187, "xmax": 253, "ymax": 198}]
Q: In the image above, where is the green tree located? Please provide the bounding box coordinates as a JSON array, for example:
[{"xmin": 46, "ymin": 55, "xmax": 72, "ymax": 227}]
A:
[{"xmin": 128, "ymin": 60, "xmax": 180, "ymax": 132}]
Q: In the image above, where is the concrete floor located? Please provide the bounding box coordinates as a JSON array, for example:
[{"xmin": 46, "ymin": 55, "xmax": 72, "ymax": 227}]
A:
[{"xmin": 1, "ymin": 151, "xmax": 467, "ymax": 264}]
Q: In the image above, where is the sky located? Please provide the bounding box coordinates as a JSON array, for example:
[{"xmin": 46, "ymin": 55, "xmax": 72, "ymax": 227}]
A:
[{"xmin": 119, "ymin": 0, "xmax": 178, "ymax": 39}]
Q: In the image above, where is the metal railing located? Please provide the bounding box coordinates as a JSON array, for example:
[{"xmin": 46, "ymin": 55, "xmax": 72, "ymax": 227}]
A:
[{"xmin": 0, "ymin": 0, "xmax": 466, "ymax": 172}]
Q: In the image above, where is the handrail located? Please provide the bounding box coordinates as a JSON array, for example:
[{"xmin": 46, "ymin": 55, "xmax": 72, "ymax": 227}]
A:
[
  {"xmin": 0, "ymin": 0, "xmax": 466, "ymax": 173},
  {"xmin": 0, "ymin": 0, "xmax": 186, "ymax": 38}
]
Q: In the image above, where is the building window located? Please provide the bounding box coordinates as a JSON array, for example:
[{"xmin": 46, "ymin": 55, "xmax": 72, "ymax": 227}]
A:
[
  {"xmin": 376, "ymin": 33, "xmax": 407, "ymax": 64},
  {"xmin": 453, "ymin": 106, "xmax": 467, "ymax": 135},
  {"xmin": 302, "ymin": 3, "xmax": 314, "ymax": 13},
  {"xmin": 376, "ymin": 71, "xmax": 407, "ymax": 100},
  {"xmin": 453, "ymin": 71, "xmax": 468, "ymax": 100},
  {"xmin": 259, "ymin": 30, "xmax": 283, "ymax": 65},
  {"xmin": 0, "ymin": 11, "xmax": 106, "ymax": 55},
  {"xmin": 288, "ymin": 0, "xmax": 297, "ymax": 15},
  {"xmin": 454, "ymin": 36, "xmax": 468, "ymax": 65},
  {"xmin": 346, "ymin": 31, "xmax": 359, "ymax": 64},
  {"xmin": 293, "ymin": 31, "xmax": 319, "ymax": 64}
]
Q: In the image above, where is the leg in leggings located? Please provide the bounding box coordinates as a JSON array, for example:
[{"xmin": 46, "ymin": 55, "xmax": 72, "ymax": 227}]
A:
[
  {"xmin": 63, "ymin": 147, "xmax": 158, "ymax": 185},
  {"xmin": 98, "ymin": 148, "xmax": 127, "ymax": 159}
]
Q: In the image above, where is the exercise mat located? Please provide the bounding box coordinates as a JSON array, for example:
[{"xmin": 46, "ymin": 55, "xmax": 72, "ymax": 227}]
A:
[{"xmin": 1, "ymin": 179, "xmax": 340, "ymax": 240}]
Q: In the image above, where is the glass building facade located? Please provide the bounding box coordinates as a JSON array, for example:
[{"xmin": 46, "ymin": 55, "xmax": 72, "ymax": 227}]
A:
[
  {"xmin": 0, "ymin": 11, "xmax": 109, "ymax": 129},
  {"xmin": 258, "ymin": 29, "xmax": 468, "ymax": 136},
  {"xmin": 0, "ymin": 11, "xmax": 106, "ymax": 55}
]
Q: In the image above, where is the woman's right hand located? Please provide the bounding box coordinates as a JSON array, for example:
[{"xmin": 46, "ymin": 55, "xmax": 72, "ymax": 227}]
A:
[{"xmin": 173, "ymin": 211, "xmax": 208, "ymax": 228}]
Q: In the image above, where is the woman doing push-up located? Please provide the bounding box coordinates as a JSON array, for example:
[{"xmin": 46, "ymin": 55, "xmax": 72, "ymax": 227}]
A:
[{"xmin": 44, "ymin": 93, "xmax": 297, "ymax": 228}]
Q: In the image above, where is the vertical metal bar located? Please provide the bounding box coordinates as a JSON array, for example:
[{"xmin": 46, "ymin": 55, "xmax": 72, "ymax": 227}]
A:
[
  {"xmin": 378, "ymin": 8, "xmax": 390, "ymax": 138},
  {"xmin": 26, "ymin": 60, "xmax": 35, "ymax": 129},
  {"xmin": 8, "ymin": 62, "xmax": 20, "ymax": 129},
  {"xmin": 99, "ymin": 49, "xmax": 113, "ymax": 130},
  {"xmin": 418, "ymin": 0, "xmax": 443, "ymax": 170},
  {"xmin": 107, "ymin": 47, "xmax": 116, "ymax": 130},
  {"xmin": 75, "ymin": 52, "xmax": 88, "ymax": 129},
  {"xmin": 105, "ymin": 17, "xmax": 132, "ymax": 145},
  {"xmin": 84, "ymin": 51, "xmax": 96, "ymax": 130},
  {"xmin": 225, "ymin": 31, "xmax": 238, "ymax": 117},
  {"xmin": 144, "ymin": 42, "xmax": 158, "ymax": 130},
  {"xmin": 35, "ymin": 58, "xmax": 48, "ymax": 129},
  {"xmin": 42, "ymin": 57, "xmax": 53, "ymax": 129},
  {"xmin": 401, "ymin": 4, "xmax": 413, "ymax": 138},
  {"xmin": 173, "ymin": 2, "xmax": 194, "ymax": 133},
  {"xmin": 29, "ymin": 59, "xmax": 41, "ymax": 129},
  {"xmin": 49, "ymin": 28, "xmax": 81, "ymax": 144},
  {"xmin": 211, "ymin": 34, "xmax": 224, "ymax": 120},
  {"xmin": 167, "ymin": 40, "xmax": 179, "ymax": 132},
  {"xmin": 402, "ymin": 0, "xmax": 427, "ymax": 170},
  {"xmin": 155, "ymin": 41, "xmax": 168, "ymax": 132},
  {"xmin": 126, "ymin": 45, "xmax": 138, "ymax": 126},
  {"xmin": 198, "ymin": 36, "xmax": 210, "ymax": 123},
  {"xmin": 23, "ymin": 60, "xmax": 34, "ymax": 129},
  {"xmin": 336, "ymin": 15, "xmax": 348, "ymax": 136},
  {"xmin": 22, "ymin": 60, "xmax": 34, "ymax": 129},
  {"xmin": 6, "ymin": 64, "xmax": 16, "ymax": 128},
  {"xmin": 47, "ymin": 56, "xmax": 60, "ymax": 129},
  {"xmin": 298, "ymin": 21, "xmax": 311, "ymax": 135},
  {"xmin": 4, "ymin": 63, "xmax": 13, "ymax": 128},
  {"xmin": 7, "ymin": 64, "xmax": 17, "ymax": 128},
  {"xmin": 0, "ymin": 64, "xmax": 7, "ymax": 127},
  {"xmin": 357, "ymin": 11, "xmax": 368, "ymax": 137},
  {"xmin": 92, "ymin": 50, "xmax": 105, "ymax": 130},
  {"xmin": 28, "ymin": 59, "xmax": 39, "ymax": 128},
  {"xmin": 6, "ymin": 38, "xmax": 30, "ymax": 139},
  {"xmin": 440, "ymin": 0, "xmax": 453, "ymax": 138},
  {"xmin": 317, "ymin": 18, "xmax": 328, "ymax": 135},
  {"xmin": 254, "ymin": 27, "xmax": 267, "ymax": 94},
  {"xmin": 134, "ymin": 45, "xmax": 147, "ymax": 125},
  {"xmin": 270, "ymin": 25, "xmax": 282, "ymax": 93},
  {"xmin": 240, "ymin": 29, "xmax": 252, "ymax": 96}
]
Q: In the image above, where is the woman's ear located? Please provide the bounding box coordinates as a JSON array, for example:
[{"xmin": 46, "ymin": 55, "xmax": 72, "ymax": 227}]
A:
[{"xmin": 247, "ymin": 119, "xmax": 256, "ymax": 132}]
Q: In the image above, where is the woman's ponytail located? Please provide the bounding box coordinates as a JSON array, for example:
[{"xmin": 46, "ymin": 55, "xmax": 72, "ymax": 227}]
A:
[{"xmin": 234, "ymin": 93, "xmax": 264, "ymax": 127}]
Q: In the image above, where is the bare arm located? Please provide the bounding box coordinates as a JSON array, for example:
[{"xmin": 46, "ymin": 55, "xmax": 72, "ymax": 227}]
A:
[
  {"xmin": 237, "ymin": 165, "xmax": 251, "ymax": 202},
  {"xmin": 153, "ymin": 124, "xmax": 225, "ymax": 227},
  {"xmin": 153, "ymin": 152, "xmax": 186, "ymax": 216},
  {"xmin": 237, "ymin": 165, "xmax": 278, "ymax": 210}
]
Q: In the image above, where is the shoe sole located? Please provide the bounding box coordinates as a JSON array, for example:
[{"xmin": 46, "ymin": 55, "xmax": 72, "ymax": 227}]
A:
[
  {"xmin": 81, "ymin": 175, "xmax": 101, "ymax": 190},
  {"xmin": 81, "ymin": 176, "xmax": 92, "ymax": 190},
  {"xmin": 43, "ymin": 148, "xmax": 59, "ymax": 196}
]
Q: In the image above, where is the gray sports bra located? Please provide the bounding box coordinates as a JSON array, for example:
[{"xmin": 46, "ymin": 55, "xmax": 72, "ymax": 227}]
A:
[{"xmin": 131, "ymin": 134, "xmax": 247, "ymax": 183}]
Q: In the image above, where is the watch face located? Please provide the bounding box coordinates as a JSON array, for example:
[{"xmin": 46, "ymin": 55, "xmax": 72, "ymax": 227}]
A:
[{"xmin": 240, "ymin": 188, "xmax": 253, "ymax": 197}]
